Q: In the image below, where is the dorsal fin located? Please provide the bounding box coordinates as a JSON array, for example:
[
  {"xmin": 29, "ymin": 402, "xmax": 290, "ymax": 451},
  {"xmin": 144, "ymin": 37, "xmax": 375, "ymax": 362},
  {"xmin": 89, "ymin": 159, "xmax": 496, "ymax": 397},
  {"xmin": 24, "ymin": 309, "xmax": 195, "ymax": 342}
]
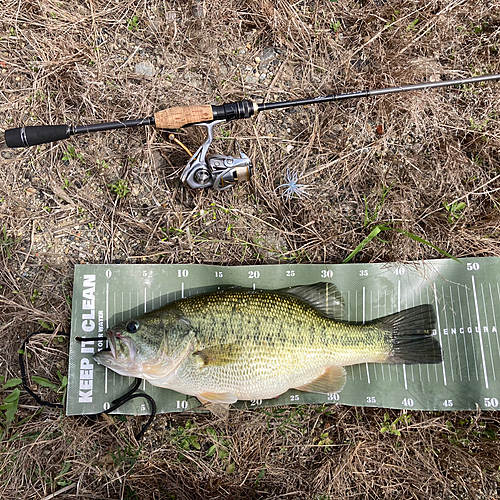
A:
[
  {"xmin": 280, "ymin": 282, "xmax": 346, "ymax": 319},
  {"xmin": 215, "ymin": 282, "xmax": 346, "ymax": 319}
]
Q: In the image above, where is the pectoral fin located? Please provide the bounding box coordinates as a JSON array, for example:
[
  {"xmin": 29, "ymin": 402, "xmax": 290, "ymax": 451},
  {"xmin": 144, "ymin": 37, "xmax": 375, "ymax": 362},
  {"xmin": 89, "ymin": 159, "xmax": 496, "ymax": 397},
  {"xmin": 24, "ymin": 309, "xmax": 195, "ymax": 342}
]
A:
[
  {"xmin": 294, "ymin": 366, "xmax": 347, "ymax": 394},
  {"xmin": 192, "ymin": 344, "xmax": 243, "ymax": 367}
]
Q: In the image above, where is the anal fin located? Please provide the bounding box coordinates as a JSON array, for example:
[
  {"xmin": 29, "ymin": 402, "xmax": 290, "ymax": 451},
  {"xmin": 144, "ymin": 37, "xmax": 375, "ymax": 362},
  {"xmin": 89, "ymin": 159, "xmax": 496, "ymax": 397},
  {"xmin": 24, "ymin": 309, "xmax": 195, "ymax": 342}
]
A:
[{"xmin": 294, "ymin": 366, "xmax": 346, "ymax": 394}]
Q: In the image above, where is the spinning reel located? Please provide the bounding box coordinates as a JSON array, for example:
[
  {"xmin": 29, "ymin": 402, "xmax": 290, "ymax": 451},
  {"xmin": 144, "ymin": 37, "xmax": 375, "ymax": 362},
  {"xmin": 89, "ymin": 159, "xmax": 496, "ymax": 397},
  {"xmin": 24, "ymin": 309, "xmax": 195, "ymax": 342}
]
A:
[{"xmin": 179, "ymin": 120, "xmax": 252, "ymax": 191}]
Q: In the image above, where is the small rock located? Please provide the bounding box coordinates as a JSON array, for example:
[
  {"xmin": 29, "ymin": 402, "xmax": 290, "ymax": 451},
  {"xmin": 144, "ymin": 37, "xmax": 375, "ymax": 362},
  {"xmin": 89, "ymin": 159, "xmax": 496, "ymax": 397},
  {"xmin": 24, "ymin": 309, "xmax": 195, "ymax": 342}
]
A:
[
  {"xmin": 192, "ymin": 0, "xmax": 204, "ymax": 18},
  {"xmin": 149, "ymin": 20, "xmax": 161, "ymax": 31},
  {"xmin": 260, "ymin": 46, "xmax": 278, "ymax": 64},
  {"xmin": 1, "ymin": 150, "xmax": 15, "ymax": 159},
  {"xmin": 165, "ymin": 11, "xmax": 177, "ymax": 22},
  {"xmin": 190, "ymin": 78, "xmax": 203, "ymax": 89},
  {"xmin": 259, "ymin": 73, "xmax": 267, "ymax": 81},
  {"xmin": 134, "ymin": 61, "xmax": 155, "ymax": 77},
  {"xmin": 219, "ymin": 64, "xmax": 229, "ymax": 77},
  {"xmin": 151, "ymin": 150, "xmax": 166, "ymax": 169},
  {"xmin": 245, "ymin": 75, "xmax": 258, "ymax": 85}
]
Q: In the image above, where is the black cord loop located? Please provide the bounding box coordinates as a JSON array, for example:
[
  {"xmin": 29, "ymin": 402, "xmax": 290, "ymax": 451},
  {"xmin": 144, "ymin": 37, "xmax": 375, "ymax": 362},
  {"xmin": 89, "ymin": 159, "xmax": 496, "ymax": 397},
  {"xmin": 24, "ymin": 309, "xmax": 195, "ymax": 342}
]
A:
[
  {"xmin": 99, "ymin": 384, "xmax": 157, "ymax": 440},
  {"xmin": 19, "ymin": 329, "xmax": 69, "ymax": 409},
  {"xmin": 19, "ymin": 331, "xmax": 157, "ymax": 439}
]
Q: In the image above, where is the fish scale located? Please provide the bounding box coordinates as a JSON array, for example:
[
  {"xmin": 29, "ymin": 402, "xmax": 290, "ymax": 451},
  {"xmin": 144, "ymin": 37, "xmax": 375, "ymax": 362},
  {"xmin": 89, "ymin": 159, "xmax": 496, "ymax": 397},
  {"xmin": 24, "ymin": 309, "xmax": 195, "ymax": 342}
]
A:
[{"xmin": 168, "ymin": 291, "xmax": 337, "ymax": 399}]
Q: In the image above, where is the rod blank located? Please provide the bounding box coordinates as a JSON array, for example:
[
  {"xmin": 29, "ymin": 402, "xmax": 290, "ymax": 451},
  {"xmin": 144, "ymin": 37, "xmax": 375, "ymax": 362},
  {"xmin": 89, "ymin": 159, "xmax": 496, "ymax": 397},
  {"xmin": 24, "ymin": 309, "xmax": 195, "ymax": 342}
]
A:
[{"xmin": 257, "ymin": 74, "xmax": 500, "ymax": 112}]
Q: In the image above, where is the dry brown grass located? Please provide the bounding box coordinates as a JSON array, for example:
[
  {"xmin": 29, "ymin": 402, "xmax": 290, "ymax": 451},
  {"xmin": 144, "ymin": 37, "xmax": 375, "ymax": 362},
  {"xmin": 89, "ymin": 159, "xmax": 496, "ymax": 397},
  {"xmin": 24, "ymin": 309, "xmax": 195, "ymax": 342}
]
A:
[{"xmin": 1, "ymin": 0, "xmax": 500, "ymax": 498}]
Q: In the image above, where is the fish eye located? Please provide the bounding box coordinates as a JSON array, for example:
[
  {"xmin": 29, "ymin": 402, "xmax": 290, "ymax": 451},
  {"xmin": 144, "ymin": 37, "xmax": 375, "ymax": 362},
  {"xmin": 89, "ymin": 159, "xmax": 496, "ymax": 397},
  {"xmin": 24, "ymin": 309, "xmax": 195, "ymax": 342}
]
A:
[{"xmin": 126, "ymin": 320, "xmax": 139, "ymax": 333}]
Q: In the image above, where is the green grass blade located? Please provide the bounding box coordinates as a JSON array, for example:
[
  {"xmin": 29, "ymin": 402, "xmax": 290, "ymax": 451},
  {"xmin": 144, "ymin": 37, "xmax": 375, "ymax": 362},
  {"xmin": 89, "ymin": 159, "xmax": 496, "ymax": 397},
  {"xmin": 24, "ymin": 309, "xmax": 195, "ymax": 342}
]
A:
[
  {"xmin": 343, "ymin": 224, "xmax": 461, "ymax": 264},
  {"xmin": 343, "ymin": 225, "xmax": 390, "ymax": 263},
  {"xmin": 2, "ymin": 378, "xmax": 22, "ymax": 389},
  {"xmin": 390, "ymin": 227, "xmax": 462, "ymax": 263},
  {"xmin": 31, "ymin": 376, "xmax": 58, "ymax": 391}
]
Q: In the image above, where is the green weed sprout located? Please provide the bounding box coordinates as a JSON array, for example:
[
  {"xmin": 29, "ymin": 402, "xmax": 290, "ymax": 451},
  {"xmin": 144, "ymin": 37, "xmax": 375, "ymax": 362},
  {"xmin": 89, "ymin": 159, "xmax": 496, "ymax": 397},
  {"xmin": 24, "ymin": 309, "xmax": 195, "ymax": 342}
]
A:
[{"xmin": 108, "ymin": 179, "xmax": 131, "ymax": 199}]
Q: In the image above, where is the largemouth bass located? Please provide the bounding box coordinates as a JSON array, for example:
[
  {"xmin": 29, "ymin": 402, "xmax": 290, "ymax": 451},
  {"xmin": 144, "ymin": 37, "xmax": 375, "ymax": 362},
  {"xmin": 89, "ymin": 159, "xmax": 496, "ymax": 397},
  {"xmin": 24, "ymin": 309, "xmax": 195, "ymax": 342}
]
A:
[{"xmin": 93, "ymin": 283, "xmax": 442, "ymax": 404}]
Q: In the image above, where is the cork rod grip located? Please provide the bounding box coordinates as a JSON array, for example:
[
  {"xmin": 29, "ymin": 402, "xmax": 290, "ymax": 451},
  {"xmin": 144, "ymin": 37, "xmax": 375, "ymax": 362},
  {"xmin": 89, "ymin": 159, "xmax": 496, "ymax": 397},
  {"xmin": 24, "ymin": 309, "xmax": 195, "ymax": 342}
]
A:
[{"xmin": 154, "ymin": 105, "xmax": 213, "ymax": 129}]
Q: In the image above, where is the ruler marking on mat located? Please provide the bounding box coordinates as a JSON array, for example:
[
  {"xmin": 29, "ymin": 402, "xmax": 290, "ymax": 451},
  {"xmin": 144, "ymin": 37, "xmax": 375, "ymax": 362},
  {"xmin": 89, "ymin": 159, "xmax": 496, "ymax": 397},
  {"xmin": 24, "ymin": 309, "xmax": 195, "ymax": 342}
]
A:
[
  {"xmin": 445, "ymin": 285, "xmax": 462, "ymax": 381},
  {"xmin": 371, "ymin": 290, "xmax": 378, "ymax": 382},
  {"xmin": 434, "ymin": 287, "xmax": 447, "ymax": 386},
  {"xmin": 379, "ymin": 289, "xmax": 385, "ymax": 382},
  {"xmin": 448, "ymin": 285, "xmax": 462, "ymax": 382},
  {"xmin": 457, "ymin": 285, "xmax": 471, "ymax": 382},
  {"xmin": 465, "ymin": 285, "xmax": 480, "ymax": 381},
  {"xmin": 348, "ymin": 291, "xmax": 355, "ymax": 382},
  {"xmin": 363, "ymin": 287, "xmax": 371, "ymax": 384},
  {"xmin": 491, "ymin": 283, "xmax": 500, "ymax": 359},
  {"xmin": 356, "ymin": 291, "xmax": 363, "ymax": 380},
  {"xmin": 398, "ymin": 280, "xmax": 408, "ymax": 391},
  {"xmin": 481, "ymin": 283, "xmax": 496, "ymax": 381},
  {"xmin": 472, "ymin": 275, "xmax": 489, "ymax": 389},
  {"xmin": 442, "ymin": 286, "xmax": 455, "ymax": 382},
  {"xmin": 426, "ymin": 287, "xmax": 437, "ymax": 382}
]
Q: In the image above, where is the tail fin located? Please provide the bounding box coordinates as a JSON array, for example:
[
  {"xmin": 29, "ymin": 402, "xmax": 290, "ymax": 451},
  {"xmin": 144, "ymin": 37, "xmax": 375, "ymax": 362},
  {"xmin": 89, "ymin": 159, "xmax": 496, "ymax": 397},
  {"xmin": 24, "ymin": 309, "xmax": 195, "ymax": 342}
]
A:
[{"xmin": 377, "ymin": 304, "xmax": 442, "ymax": 365}]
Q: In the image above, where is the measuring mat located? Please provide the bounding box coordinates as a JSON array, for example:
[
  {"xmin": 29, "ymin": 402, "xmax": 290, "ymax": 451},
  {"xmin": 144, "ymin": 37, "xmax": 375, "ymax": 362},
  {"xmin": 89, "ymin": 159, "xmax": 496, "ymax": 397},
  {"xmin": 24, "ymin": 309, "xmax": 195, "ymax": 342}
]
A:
[{"xmin": 67, "ymin": 258, "xmax": 500, "ymax": 416}]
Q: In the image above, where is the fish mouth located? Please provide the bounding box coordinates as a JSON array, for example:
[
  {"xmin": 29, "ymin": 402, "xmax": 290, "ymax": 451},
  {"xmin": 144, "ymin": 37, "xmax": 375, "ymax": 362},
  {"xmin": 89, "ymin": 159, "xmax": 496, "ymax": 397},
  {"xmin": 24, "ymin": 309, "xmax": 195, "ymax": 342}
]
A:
[
  {"xmin": 104, "ymin": 328, "xmax": 137, "ymax": 361},
  {"xmin": 106, "ymin": 329, "xmax": 117, "ymax": 358}
]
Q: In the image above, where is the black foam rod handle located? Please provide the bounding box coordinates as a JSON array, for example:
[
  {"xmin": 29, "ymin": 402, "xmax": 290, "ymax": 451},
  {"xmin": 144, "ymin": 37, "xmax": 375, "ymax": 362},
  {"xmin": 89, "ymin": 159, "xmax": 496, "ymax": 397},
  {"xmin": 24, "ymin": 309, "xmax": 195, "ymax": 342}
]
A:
[{"xmin": 5, "ymin": 125, "xmax": 71, "ymax": 148}]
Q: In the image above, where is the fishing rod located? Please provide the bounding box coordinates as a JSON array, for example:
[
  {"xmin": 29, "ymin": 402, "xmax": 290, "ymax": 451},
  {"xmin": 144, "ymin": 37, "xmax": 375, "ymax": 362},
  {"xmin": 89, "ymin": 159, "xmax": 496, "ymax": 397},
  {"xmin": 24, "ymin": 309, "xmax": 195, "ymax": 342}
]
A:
[{"xmin": 5, "ymin": 73, "xmax": 500, "ymax": 191}]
